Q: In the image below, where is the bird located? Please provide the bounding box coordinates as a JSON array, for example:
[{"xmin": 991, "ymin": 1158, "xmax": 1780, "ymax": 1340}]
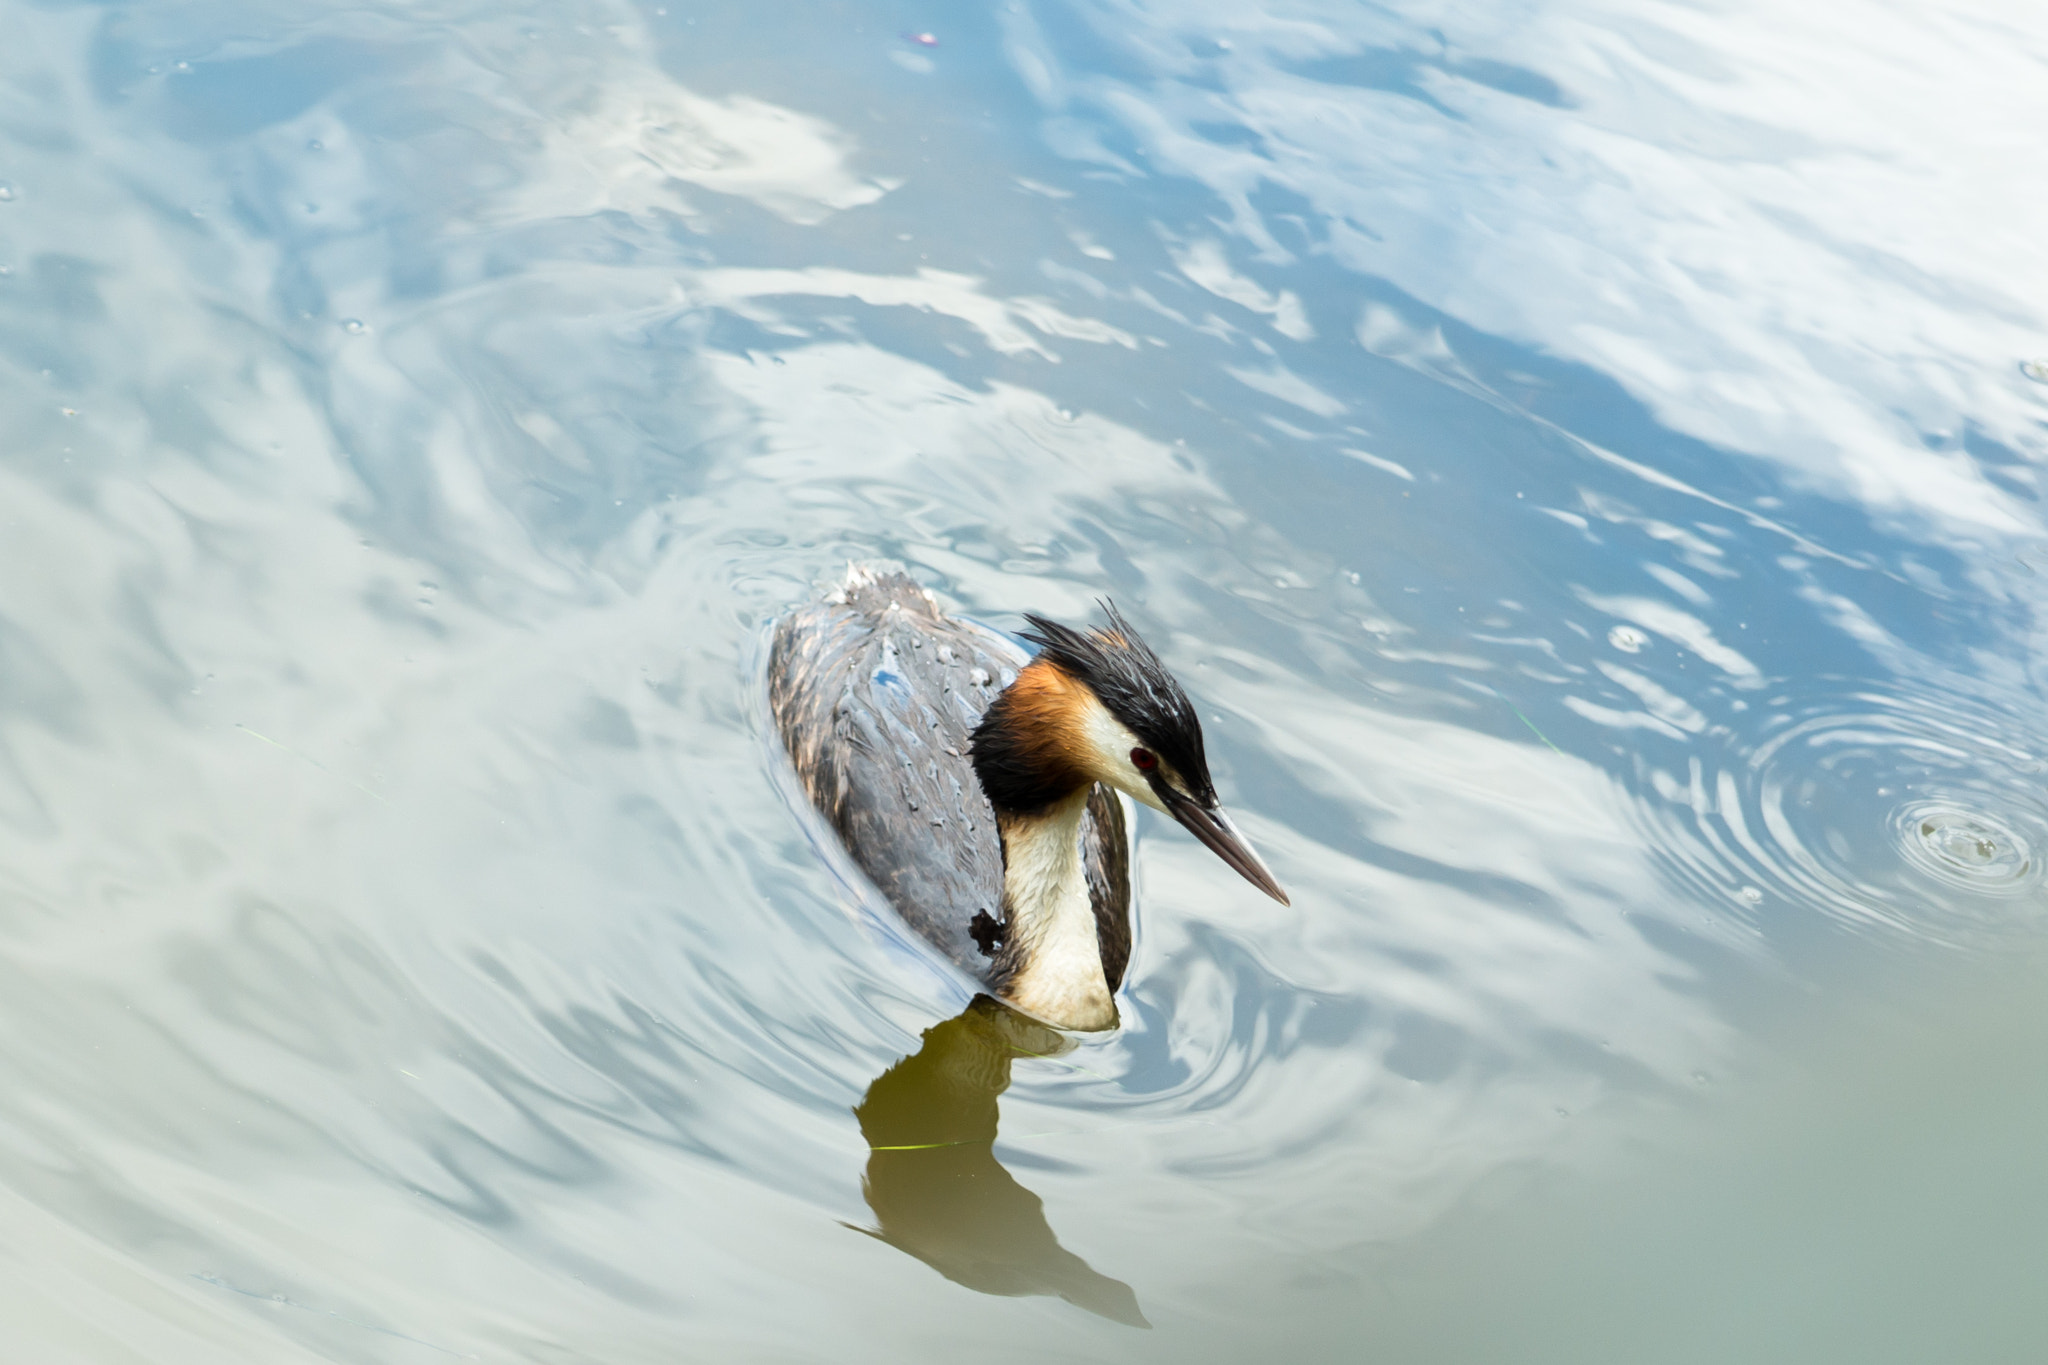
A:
[{"xmin": 769, "ymin": 565, "xmax": 1288, "ymax": 1031}]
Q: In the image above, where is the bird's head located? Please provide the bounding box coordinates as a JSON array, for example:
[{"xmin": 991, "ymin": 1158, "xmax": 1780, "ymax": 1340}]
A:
[{"xmin": 969, "ymin": 603, "xmax": 1289, "ymax": 906}]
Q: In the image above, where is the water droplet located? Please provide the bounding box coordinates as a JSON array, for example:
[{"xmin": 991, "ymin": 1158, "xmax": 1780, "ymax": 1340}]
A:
[
  {"xmin": 1607, "ymin": 624, "xmax": 1648, "ymax": 653},
  {"xmin": 1901, "ymin": 803, "xmax": 2034, "ymax": 889},
  {"xmin": 1645, "ymin": 686, "xmax": 2048, "ymax": 951},
  {"xmin": 307, "ymin": 138, "xmax": 324, "ymax": 151},
  {"xmin": 2021, "ymin": 359, "xmax": 2048, "ymax": 384},
  {"xmin": 968, "ymin": 667, "xmax": 990, "ymax": 686},
  {"xmin": 0, "ymin": 183, "xmax": 15, "ymax": 202},
  {"xmin": 341, "ymin": 318, "xmax": 367, "ymax": 334}
]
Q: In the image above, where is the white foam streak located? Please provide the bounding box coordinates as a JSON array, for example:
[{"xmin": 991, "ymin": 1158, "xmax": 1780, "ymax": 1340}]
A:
[{"xmin": 693, "ymin": 267, "xmax": 1137, "ymax": 358}]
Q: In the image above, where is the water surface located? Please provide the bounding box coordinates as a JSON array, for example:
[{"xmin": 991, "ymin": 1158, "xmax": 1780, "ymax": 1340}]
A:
[{"xmin": 1, "ymin": 0, "xmax": 2046, "ymax": 1358}]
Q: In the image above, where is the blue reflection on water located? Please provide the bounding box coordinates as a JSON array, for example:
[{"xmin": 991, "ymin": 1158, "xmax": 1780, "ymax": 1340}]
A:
[{"xmin": 0, "ymin": 0, "xmax": 2045, "ymax": 1356}]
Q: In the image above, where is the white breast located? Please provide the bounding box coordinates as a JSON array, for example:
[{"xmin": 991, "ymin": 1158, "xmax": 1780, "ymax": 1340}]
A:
[{"xmin": 998, "ymin": 788, "xmax": 1117, "ymax": 1031}]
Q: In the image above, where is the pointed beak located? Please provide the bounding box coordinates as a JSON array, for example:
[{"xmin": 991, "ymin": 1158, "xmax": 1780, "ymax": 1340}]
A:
[{"xmin": 1153, "ymin": 781, "xmax": 1290, "ymax": 906}]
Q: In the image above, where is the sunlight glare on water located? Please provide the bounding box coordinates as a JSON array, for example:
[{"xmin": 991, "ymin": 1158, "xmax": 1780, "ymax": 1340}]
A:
[{"xmin": 0, "ymin": 0, "xmax": 2045, "ymax": 1358}]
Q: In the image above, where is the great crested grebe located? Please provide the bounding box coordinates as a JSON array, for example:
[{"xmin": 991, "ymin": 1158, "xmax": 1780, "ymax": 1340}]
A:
[{"xmin": 769, "ymin": 565, "xmax": 1288, "ymax": 1031}]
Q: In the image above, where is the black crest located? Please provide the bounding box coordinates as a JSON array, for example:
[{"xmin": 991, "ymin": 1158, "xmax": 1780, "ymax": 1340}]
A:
[{"xmin": 1020, "ymin": 603, "xmax": 1213, "ymax": 803}]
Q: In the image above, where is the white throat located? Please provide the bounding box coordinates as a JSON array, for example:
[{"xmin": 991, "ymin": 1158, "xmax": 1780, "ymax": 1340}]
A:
[{"xmin": 998, "ymin": 787, "xmax": 1117, "ymax": 1031}]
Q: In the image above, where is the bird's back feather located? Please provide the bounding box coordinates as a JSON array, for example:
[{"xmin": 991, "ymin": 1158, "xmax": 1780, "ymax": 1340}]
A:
[{"xmin": 768, "ymin": 568, "xmax": 1131, "ymax": 988}]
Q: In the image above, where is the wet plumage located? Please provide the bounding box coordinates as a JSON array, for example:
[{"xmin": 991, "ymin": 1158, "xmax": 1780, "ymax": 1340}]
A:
[
  {"xmin": 769, "ymin": 564, "xmax": 1285, "ymax": 1031},
  {"xmin": 768, "ymin": 568, "xmax": 1132, "ymax": 993}
]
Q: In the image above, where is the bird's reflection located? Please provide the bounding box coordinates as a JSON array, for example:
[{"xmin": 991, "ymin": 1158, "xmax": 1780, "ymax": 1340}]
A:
[{"xmin": 850, "ymin": 995, "xmax": 1148, "ymax": 1327}]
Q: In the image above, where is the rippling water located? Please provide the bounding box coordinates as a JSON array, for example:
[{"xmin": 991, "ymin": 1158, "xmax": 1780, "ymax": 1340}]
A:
[{"xmin": 2, "ymin": 0, "xmax": 2045, "ymax": 1358}]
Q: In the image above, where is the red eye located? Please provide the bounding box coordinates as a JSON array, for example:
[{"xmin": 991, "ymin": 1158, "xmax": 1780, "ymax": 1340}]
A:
[{"xmin": 1130, "ymin": 748, "xmax": 1157, "ymax": 771}]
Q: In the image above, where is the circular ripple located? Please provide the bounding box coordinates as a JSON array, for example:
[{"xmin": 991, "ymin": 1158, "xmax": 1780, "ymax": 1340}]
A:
[
  {"xmin": 1895, "ymin": 801, "xmax": 2036, "ymax": 892},
  {"xmin": 1631, "ymin": 681, "xmax": 2048, "ymax": 948}
]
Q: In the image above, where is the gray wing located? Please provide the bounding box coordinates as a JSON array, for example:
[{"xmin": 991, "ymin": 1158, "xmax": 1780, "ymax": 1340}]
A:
[
  {"xmin": 1084, "ymin": 784, "xmax": 1132, "ymax": 992},
  {"xmin": 768, "ymin": 569, "xmax": 1130, "ymax": 987}
]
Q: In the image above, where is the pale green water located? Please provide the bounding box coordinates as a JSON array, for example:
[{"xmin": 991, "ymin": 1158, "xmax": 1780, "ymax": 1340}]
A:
[{"xmin": 0, "ymin": 0, "xmax": 2045, "ymax": 1359}]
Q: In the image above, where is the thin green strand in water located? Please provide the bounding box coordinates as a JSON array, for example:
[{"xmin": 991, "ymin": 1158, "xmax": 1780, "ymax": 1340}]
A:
[
  {"xmin": 1489, "ymin": 687, "xmax": 1566, "ymax": 757},
  {"xmin": 236, "ymin": 724, "xmax": 390, "ymax": 805}
]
